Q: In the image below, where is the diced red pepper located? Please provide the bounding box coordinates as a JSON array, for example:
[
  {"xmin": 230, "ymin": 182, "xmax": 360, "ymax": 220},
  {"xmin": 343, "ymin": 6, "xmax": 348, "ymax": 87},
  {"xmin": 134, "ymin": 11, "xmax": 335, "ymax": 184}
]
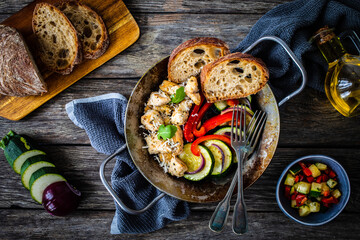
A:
[
  {"xmin": 302, "ymin": 167, "xmax": 312, "ymax": 177},
  {"xmin": 333, "ymin": 177, "xmax": 337, "ymax": 181},
  {"xmin": 191, "ymin": 135, "xmax": 231, "ymax": 156},
  {"xmin": 284, "ymin": 186, "xmax": 291, "ymax": 200},
  {"xmin": 306, "ymin": 176, "xmax": 314, "ymax": 183},
  {"xmin": 322, "ymin": 174, "xmax": 329, "ymax": 182},
  {"xmin": 296, "ymin": 194, "xmax": 307, "ymax": 206},
  {"xmin": 329, "ymin": 170, "xmax": 336, "ymax": 178},
  {"xmin": 316, "ymin": 176, "xmax": 322, "ymax": 183},
  {"xmin": 299, "ymin": 174, "xmax": 304, "ymax": 181},
  {"xmin": 226, "ymin": 99, "xmax": 239, "ymax": 107},
  {"xmin": 324, "ymin": 169, "xmax": 330, "ymax": 175},
  {"xmin": 299, "ymin": 162, "xmax": 307, "ymax": 169},
  {"xmin": 323, "ymin": 190, "xmax": 330, "ymax": 197},
  {"xmin": 183, "ymin": 96, "xmax": 205, "ymax": 142},
  {"xmin": 294, "ymin": 175, "xmax": 300, "ymax": 183},
  {"xmin": 291, "ymin": 194, "xmax": 297, "ymax": 200},
  {"xmin": 321, "ymin": 196, "xmax": 338, "ymax": 204},
  {"xmin": 323, "ymin": 202, "xmax": 330, "ymax": 208}
]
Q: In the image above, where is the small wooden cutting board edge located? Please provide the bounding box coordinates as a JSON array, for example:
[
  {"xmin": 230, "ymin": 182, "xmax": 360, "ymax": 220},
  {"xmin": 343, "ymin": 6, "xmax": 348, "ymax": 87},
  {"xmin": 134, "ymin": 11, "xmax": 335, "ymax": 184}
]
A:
[{"xmin": 0, "ymin": 0, "xmax": 140, "ymax": 121}]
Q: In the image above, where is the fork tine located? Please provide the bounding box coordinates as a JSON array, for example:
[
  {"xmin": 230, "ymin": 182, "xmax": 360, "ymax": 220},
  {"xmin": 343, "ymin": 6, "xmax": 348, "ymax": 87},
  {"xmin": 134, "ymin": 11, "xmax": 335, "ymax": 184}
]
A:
[
  {"xmin": 249, "ymin": 112, "xmax": 267, "ymax": 147},
  {"xmin": 231, "ymin": 106, "xmax": 236, "ymax": 143},
  {"xmin": 241, "ymin": 104, "xmax": 246, "ymax": 141},
  {"xmin": 235, "ymin": 104, "xmax": 240, "ymax": 142},
  {"xmin": 247, "ymin": 110, "xmax": 259, "ymax": 136}
]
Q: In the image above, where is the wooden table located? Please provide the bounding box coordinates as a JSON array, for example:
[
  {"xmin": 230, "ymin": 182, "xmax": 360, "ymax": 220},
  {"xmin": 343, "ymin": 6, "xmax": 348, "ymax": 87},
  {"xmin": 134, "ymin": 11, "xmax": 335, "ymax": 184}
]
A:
[{"xmin": 1, "ymin": 0, "xmax": 359, "ymax": 239}]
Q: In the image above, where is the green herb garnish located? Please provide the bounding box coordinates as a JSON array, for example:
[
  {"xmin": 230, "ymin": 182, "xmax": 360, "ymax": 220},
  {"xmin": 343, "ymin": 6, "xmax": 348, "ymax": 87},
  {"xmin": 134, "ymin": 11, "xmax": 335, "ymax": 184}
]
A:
[
  {"xmin": 157, "ymin": 125, "xmax": 178, "ymax": 140},
  {"xmin": 171, "ymin": 87, "xmax": 185, "ymax": 104}
]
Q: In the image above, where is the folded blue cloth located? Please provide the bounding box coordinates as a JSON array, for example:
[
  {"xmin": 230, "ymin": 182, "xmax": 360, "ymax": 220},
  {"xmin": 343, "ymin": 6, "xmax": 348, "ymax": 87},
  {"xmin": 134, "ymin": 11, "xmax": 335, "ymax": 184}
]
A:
[
  {"xmin": 66, "ymin": 93, "xmax": 189, "ymax": 234},
  {"xmin": 233, "ymin": 0, "xmax": 360, "ymax": 101}
]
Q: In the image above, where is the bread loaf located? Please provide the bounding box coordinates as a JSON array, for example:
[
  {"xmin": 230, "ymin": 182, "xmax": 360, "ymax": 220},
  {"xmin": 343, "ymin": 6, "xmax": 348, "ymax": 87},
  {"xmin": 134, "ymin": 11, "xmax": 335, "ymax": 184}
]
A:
[
  {"xmin": 0, "ymin": 25, "xmax": 47, "ymax": 96},
  {"xmin": 58, "ymin": 1, "xmax": 109, "ymax": 59},
  {"xmin": 32, "ymin": 3, "xmax": 82, "ymax": 75},
  {"xmin": 168, "ymin": 37, "xmax": 230, "ymax": 83},
  {"xmin": 200, "ymin": 52, "xmax": 269, "ymax": 102}
]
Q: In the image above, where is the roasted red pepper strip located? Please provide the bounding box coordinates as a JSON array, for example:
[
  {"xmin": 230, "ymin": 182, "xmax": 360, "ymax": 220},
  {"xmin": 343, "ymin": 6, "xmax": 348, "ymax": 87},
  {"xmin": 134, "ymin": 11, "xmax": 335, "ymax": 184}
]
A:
[
  {"xmin": 192, "ymin": 102, "xmax": 213, "ymax": 136},
  {"xmin": 295, "ymin": 194, "xmax": 307, "ymax": 206},
  {"xmin": 191, "ymin": 135, "xmax": 231, "ymax": 156},
  {"xmin": 194, "ymin": 112, "xmax": 234, "ymax": 137},
  {"xmin": 284, "ymin": 186, "xmax": 291, "ymax": 200},
  {"xmin": 183, "ymin": 96, "xmax": 205, "ymax": 142},
  {"xmin": 322, "ymin": 196, "xmax": 338, "ymax": 204},
  {"xmin": 294, "ymin": 175, "xmax": 300, "ymax": 183},
  {"xmin": 226, "ymin": 99, "xmax": 239, "ymax": 107},
  {"xmin": 299, "ymin": 162, "xmax": 307, "ymax": 169}
]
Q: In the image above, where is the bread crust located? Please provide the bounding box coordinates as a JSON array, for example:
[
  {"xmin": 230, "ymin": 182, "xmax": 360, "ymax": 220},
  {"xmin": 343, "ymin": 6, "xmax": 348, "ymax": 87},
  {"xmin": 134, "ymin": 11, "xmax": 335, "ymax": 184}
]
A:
[
  {"xmin": 32, "ymin": 2, "xmax": 82, "ymax": 75},
  {"xmin": 168, "ymin": 37, "xmax": 230, "ymax": 82},
  {"xmin": 57, "ymin": 1, "xmax": 109, "ymax": 59},
  {"xmin": 200, "ymin": 52, "xmax": 269, "ymax": 102}
]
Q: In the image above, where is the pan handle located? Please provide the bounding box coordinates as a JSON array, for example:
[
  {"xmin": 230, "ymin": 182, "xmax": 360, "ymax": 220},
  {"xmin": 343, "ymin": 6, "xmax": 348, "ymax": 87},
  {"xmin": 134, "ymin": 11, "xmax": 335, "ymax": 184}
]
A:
[
  {"xmin": 242, "ymin": 36, "xmax": 307, "ymax": 107},
  {"xmin": 99, "ymin": 144, "xmax": 166, "ymax": 215}
]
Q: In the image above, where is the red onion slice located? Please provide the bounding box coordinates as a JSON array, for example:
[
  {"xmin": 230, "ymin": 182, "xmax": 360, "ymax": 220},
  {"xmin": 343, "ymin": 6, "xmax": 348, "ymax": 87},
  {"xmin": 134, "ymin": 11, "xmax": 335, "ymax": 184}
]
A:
[
  {"xmin": 185, "ymin": 153, "xmax": 205, "ymax": 174},
  {"xmin": 212, "ymin": 144, "xmax": 225, "ymax": 173}
]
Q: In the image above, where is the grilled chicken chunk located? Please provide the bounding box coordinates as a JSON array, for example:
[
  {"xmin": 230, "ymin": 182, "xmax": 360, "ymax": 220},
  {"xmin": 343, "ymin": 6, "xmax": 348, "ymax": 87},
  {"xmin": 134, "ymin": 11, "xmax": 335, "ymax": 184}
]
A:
[
  {"xmin": 159, "ymin": 153, "xmax": 188, "ymax": 177},
  {"xmin": 185, "ymin": 76, "xmax": 201, "ymax": 105},
  {"xmin": 153, "ymin": 105, "xmax": 173, "ymax": 125},
  {"xmin": 159, "ymin": 80, "xmax": 180, "ymax": 95},
  {"xmin": 141, "ymin": 109, "xmax": 164, "ymax": 132},
  {"xmin": 145, "ymin": 126, "xmax": 184, "ymax": 155},
  {"xmin": 147, "ymin": 91, "xmax": 171, "ymax": 106},
  {"xmin": 171, "ymin": 99, "xmax": 193, "ymax": 125}
]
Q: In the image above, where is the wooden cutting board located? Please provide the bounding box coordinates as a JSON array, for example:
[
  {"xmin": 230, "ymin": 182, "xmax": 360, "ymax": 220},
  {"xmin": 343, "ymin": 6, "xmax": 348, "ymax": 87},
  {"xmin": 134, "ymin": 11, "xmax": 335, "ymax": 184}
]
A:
[{"xmin": 0, "ymin": 0, "xmax": 139, "ymax": 121}]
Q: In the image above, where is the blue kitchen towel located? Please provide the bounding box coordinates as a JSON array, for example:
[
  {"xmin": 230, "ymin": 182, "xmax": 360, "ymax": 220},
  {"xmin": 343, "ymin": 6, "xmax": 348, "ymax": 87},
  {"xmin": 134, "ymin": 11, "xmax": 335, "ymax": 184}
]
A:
[
  {"xmin": 65, "ymin": 93, "xmax": 190, "ymax": 234},
  {"xmin": 233, "ymin": 0, "xmax": 360, "ymax": 101}
]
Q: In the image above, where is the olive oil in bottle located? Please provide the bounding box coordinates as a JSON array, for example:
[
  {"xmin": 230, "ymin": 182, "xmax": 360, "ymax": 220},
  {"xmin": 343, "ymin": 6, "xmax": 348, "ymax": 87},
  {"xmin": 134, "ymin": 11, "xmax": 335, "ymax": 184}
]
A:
[{"xmin": 313, "ymin": 26, "xmax": 360, "ymax": 117}]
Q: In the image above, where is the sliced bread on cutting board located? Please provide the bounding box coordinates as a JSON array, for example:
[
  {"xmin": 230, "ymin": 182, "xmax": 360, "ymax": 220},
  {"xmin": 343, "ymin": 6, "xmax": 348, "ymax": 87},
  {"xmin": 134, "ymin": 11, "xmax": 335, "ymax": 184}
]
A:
[
  {"xmin": 32, "ymin": 2, "xmax": 82, "ymax": 75},
  {"xmin": 200, "ymin": 52, "xmax": 269, "ymax": 103},
  {"xmin": 0, "ymin": 25, "xmax": 47, "ymax": 96},
  {"xmin": 58, "ymin": 1, "xmax": 109, "ymax": 59},
  {"xmin": 168, "ymin": 37, "xmax": 230, "ymax": 83}
]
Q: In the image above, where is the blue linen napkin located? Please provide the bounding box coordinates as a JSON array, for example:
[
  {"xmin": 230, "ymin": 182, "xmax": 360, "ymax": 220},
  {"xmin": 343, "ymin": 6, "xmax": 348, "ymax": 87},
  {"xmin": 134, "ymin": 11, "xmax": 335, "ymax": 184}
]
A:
[
  {"xmin": 232, "ymin": 0, "xmax": 360, "ymax": 101},
  {"xmin": 65, "ymin": 93, "xmax": 190, "ymax": 234}
]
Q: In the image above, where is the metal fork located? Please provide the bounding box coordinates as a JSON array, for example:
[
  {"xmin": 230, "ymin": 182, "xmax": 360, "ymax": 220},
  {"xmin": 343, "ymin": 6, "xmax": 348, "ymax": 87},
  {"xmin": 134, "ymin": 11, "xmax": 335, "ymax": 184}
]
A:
[{"xmin": 209, "ymin": 106, "xmax": 267, "ymax": 234}]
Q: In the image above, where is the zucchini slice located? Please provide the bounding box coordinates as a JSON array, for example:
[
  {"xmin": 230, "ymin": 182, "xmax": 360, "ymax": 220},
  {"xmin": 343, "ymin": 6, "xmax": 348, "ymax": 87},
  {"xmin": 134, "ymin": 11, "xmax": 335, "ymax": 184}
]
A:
[
  {"xmin": 29, "ymin": 167, "xmax": 66, "ymax": 204},
  {"xmin": 299, "ymin": 205, "xmax": 311, "ymax": 217},
  {"xmin": 21, "ymin": 160, "xmax": 55, "ymax": 190},
  {"xmin": 214, "ymin": 101, "xmax": 228, "ymax": 111},
  {"xmin": 13, "ymin": 150, "xmax": 46, "ymax": 174},
  {"xmin": 179, "ymin": 143, "xmax": 214, "ymax": 181},
  {"xmin": 203, "ymin": 140, "xmax": 232, "ymax": 176},
  {"xmin": 295, "ymin": 181, "xmax": 311, "ymax": 194},
  {"xmin": 284, "ymin": 173, "xmax": 295, "ymax": 186}
]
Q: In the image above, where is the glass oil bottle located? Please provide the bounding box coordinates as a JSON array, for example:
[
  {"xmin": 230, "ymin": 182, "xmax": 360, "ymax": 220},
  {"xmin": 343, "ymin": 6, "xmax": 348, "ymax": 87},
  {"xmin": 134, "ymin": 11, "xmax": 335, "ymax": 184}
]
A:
[{"xmin": 312, "ymin": 26, "xmax": 360, "ymax": 117}]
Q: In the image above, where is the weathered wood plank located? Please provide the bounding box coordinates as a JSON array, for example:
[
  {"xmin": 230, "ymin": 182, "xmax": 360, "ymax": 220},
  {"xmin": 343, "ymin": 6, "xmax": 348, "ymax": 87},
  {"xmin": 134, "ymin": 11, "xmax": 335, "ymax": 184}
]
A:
[
  {"xmin": 1, "ymin": 209, "xmax": 359, "ymax": 239},
  {"xmin": 0, "ymin": 79, "xmax": 358, "ymax": 146},
  {"xmin": 1, "ymin": 147, "xmax": 359, "ymax": 213},
  {"xmin": 0, "ymin": 0, "xmax": 291, "ymax": 14}
]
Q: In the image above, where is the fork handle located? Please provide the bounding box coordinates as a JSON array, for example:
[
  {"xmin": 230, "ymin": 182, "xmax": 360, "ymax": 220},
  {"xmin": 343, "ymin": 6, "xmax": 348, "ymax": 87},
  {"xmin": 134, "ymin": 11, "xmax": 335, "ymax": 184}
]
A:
[
  {"xmin": 232, "ymin": 150, "xmax": 248, "ymax": 234},
  {"xmin": 209, "ymin": 171, "xmax": 238, "ymax": 232}
]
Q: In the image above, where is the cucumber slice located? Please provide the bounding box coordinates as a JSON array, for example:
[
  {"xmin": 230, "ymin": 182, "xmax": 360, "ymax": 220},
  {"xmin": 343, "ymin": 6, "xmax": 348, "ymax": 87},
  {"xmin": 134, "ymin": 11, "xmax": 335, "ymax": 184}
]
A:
[
  {"xmin": 29, "ymin": 167, "xmax": 66, "ymax": 203},
  {"xmin": 179, "ymin": 143, "xmax": 214, "ymax": 181},
  {"xmin": 214, "ymin": 101, "xmax": 228, "ymax": 111},
  {"xmin": 13, "ymin": 150, "xmax": 46, "ymax": 174},
  {"xmin": 203, "ymin": 140, "xmax": 232, "ymax": 176},
  {"xmin": 21, "ymin": 160, "xmax": 55, "ymax": 190}
]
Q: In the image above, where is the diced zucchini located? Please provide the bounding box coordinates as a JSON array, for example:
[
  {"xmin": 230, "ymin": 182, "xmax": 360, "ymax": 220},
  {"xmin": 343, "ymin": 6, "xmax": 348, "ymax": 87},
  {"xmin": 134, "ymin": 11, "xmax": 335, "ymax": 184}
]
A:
[
  {"xmin": 331, "ymin": 189, "xmax": 342, "ymax": 198},
  {"xmin": 308, "ymin": 164, "xmax": 321, "ymax": 178},
  {"xmin": 309, "ymin": 202, "xmax": 320, "ymax": 212},
  {"xmin": 289, "ymin": 164, "xmax": 302, "ymax": 176},
  {"xmin": 315, "ymin": 162, "xmax": 328, "ymax": 171},
  {"xmin": 321, "ymin": 182, "xmax": 330, "ymax": 195},
  {"xmin": 284, "ymin": 173, "xmax": 295, "ymax": 186},
  {"xmin": 214, "ymin": 101, "xmax": 228, "ymax": 111},
  {"xmin": 291, "ymin": 199, "xmax": 298, "ymax": 208},
  {"xmin": 290, "ymin": 186, "xmax": 295, "ymax": 195},
  {"xmin": 327, "ymin": 179, "xmax": 338, "ymax": 188},
  {"xmin": 295, "ymin": 181, "xmax": 311, "ymax": 194},
  {"xmin": 309, "ymin": 182, "xmax": 322, "ymax": 197},
  {"xmin": 299, "ymin": 205, "xmax": 311, "ymax": 217}
]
